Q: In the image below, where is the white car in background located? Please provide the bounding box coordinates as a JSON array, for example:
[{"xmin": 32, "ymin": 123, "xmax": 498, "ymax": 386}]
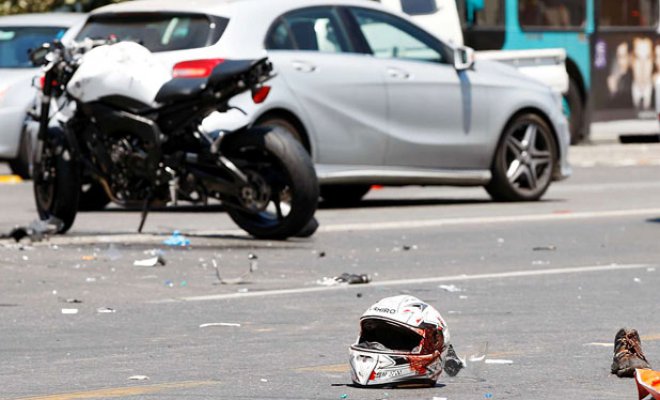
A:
[
  {"xmin": 656, "ymin": 77, "xmax": 660, "ymax": 132},
  {"xmin": 0, "ymin": 13, "xmax": 85, "ymax": 178},
  {"xmin": 72, "ymin": 0, "xmax": 570, "ymax": 206}
]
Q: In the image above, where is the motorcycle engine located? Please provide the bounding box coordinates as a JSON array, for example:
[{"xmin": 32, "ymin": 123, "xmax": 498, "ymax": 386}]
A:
[{"xmin": 103, "ymin": 135, "xmax": 155, "ymax": 204}]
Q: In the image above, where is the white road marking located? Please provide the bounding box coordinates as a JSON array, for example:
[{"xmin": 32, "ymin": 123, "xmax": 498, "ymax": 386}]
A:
[
  {"xmin": 315, "ymin": 208, "xmax": 660, "ymax": 233},
  {"xmin": 584, "ymin": 343, "xmax": 612, "ymax": 347},
  {"xmin": 153, "ymin": 263, "xmax": 653, "ymax": 303}
]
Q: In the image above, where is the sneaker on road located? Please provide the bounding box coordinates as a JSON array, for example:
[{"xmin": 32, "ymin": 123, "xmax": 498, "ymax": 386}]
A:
[{"xmin": 611, "ymin": 328, "xmax": 651, "ymax": 378}]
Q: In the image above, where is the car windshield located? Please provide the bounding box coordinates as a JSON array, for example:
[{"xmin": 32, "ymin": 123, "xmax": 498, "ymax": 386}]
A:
[
  {"xmin": 0, "ymin": 26, "xmax": 67, "ymax": 68},
  {"xmin": 75, "ymin": 13, "xmax": 227, "ymax": 52}
]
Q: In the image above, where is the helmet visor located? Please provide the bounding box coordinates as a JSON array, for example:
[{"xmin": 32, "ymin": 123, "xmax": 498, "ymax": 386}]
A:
[{"xmin": 355, "ymin": 318, "xmax": 424, "ymax": 354}]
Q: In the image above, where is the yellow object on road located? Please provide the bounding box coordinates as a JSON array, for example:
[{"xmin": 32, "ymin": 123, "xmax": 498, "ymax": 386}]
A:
[{"xmin": 0, "ymin": 175, "xmax": 23, "ymax": 184}]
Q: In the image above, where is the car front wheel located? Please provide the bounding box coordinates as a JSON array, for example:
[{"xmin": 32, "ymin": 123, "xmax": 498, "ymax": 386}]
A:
[{"xmin": 485, "ymin": 113, "xmax": 557, "ymax": 202}]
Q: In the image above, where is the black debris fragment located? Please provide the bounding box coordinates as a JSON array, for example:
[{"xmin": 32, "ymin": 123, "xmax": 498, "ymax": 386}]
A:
[
  {"xmin": 443, "ymin": 344, "xmax": 465, "ymax": 377},
  {"xmin": 6, "ymin": 217, "xmax": 64, "ymax": 243},
  {"xmin": 533, "ymin": 245, "xmax": 557, "ymax": 251}
]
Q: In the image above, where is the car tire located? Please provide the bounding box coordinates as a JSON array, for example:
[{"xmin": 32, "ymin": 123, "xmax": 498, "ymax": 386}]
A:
[
  {"xmin": 565, "ymin": 78, "xmax": 585, "ymax": 145},
  {"xmin": 320, "ymin": 184, "xmax": 371, "ymax": 207},
  {"xmin": 9, "ymin": 125, "xmax": 33, "ymax": 179},
  {"xmin": 485, "ymin": 113, "xmax": 557, "ymax": 202}
]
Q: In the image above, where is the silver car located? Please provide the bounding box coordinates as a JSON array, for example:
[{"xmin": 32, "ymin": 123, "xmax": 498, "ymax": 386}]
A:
[
  {"xmin": 0, "ymin": 13, "xmax": 85, "ymax": 178},
  {"xmin": 74, "ymin": 0, "xmax": 571, "ymax": 204}
]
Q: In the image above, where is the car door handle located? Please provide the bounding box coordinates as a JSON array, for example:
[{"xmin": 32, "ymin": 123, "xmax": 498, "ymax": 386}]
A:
[
  {"xmin": 387, "ymin": 67, "xmax": 410, "ymax": 79},
  {"xmin": 292, "ymin": 61, "xmax": 317, "ymax": 73}
]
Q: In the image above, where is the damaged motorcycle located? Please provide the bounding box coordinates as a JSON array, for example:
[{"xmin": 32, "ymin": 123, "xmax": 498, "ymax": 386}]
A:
[{"xmin": 29, "ymin": 39, "xmax": 319, "ymax": 240}]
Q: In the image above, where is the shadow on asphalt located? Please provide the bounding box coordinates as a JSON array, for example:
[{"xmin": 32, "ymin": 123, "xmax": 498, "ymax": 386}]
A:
[
  {"xmin": 330, "ymin": 382, "xmax": 448, "ymax": 389},
  {"xmin": 78, "ymin": 196, "xmax": 566, "ymax": 213}
]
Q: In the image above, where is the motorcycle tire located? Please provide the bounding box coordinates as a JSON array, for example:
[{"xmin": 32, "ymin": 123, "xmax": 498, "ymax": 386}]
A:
[
  {"xmin": 33, "ymin": 130, "xmax": 80, "ymax": 234},
  {"xmin": 221, "ymin": 126, "xmax": 319, "ymax": 240}
]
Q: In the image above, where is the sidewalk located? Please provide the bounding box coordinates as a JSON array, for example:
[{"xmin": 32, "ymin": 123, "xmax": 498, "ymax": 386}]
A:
[{"xmin": 570, "ymin": 122, "xmax": 660, "ymax": 167}]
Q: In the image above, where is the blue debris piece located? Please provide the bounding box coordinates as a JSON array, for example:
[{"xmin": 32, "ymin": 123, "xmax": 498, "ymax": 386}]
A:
[{"xmin": 163, "ymin": 230, "xmax": 190, "ymax": 247}]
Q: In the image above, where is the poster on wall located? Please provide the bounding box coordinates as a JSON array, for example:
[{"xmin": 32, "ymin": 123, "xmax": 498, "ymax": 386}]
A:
[{"xmin": 592, "ymin": 32, "xmax": 659, "ymax": 121}]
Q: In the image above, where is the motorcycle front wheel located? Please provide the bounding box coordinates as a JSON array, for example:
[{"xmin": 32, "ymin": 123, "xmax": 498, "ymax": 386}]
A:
[
  {"xmin": 221, "ymin": 126, "xmax": 319, "ymax": 240},
  {"xmin": 33, "ymin": 129, "xmax": 80, "ymax": 233}
]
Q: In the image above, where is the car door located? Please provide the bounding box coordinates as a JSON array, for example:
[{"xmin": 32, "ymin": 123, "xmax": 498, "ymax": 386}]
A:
[
  {"xmin": 265, "ymin": 6, "xmax": 389, "ymax": 166},
  {"xmin": 347, "ymin": 7, "xmax": 492, "ymax": 169}
]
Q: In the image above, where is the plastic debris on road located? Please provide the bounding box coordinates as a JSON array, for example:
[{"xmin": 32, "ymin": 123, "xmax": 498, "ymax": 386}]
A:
[
  {"xmin": 635, "ymin": 369, "xmax": 660, "ymax": 400},
  {"xmin": 443, "ymin": 344, "xmax": 465, "ymax": 377},
  {"xmin": 485, "ymin": 359, "xmax": 514, "ymax": 365},
  {"xmin": 532, "ymin": 245, "xmax": 557, "ymax": 251},
  {"xmin": 6, "ymin": 217, "xmax": 64, "ymax": 243},
  {"xmin": 133, "ymin": 256, "xmax": 166, "ymax": 267},
  {"xmin": 61, "ymin": 308, "xmax": 79, "ymax": 315},
  {"xmin": 214, "ymin": 255, "xmax": 256, "ymax": 285},
  {"xmin": 200, "ymin": 322, "xmax": 241, "ymax": 328},
  {"xmin": 62, "ymin": 298, "xmax": 82, "ymax": 304},
  {"xmin": 103, "ymin": 244, "xmax": 123, "ymax": 261},
  {"xmin": 317, "ymin": 273, "xmax": 371, "ymax": 286},
  {"xmin": 438, "ymin": 284, "xmax": 463, "ymax": 293},
  {"xmin": 128, "ymin": 375, "xmax": 150, "ymax": 381},
  {"xmin": 97, "ymin": 308, "xmax": 116, "ymax": 313},
  {"xmin": 163, "ymin": 230, "xmax": 190, "ymax": 247}
]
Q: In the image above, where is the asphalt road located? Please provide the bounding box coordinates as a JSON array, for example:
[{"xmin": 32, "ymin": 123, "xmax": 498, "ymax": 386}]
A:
[{"xmin": 0, "ymin": 150, "xmax": 659, "ymax": 399}]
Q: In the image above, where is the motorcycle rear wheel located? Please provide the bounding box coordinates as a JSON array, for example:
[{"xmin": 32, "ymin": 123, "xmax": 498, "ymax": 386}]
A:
[
  {"xmin": 221, "ymin": 126, "xmax": 319, "ymax": 240},
  {"xmin": 33, "ymin": 131, "xmax": 80, "ymax": 233}
]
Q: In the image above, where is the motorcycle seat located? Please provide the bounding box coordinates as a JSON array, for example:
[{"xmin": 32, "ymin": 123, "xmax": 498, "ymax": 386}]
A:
[{"xmin": 155, "ymin": 78, "xmax": 207, "ymax": 104}]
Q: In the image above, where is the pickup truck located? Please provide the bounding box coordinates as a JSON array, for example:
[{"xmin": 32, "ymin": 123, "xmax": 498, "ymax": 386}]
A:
[{"xmin": 377, "ymin": 0, "xmax": 569, "ymax": 95}]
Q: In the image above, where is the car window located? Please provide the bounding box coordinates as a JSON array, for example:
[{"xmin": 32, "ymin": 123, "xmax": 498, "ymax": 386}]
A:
[
  {"xmin": 265, "ymin": 7, "xmax": 351, "ymax": 52},
  {"xmin": 400, "ymin": 0, "xmax": 438, "ymax": 16},
  {"xmin": 349, "ymin": 7, "xmax": 445, "ymax": 63},
  {"xmin": 75, "ymin": 13, "xmax": 227, "ymax": 52},
  {"xmin": 0, "ymin": 26, "xmax": 67, "ymax": 68}
]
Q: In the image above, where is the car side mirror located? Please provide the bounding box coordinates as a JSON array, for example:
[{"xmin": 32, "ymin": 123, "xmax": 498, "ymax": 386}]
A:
[
  {"xmin": 453, "ymin": 46, "xmax": 475, "ymax": 71},
  {"xmin": 29, "ymin": 43, "xmax": 52, "ymax": 67}
]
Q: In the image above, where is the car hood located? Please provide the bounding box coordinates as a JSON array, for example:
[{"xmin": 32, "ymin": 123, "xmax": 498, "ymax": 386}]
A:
[{"xmin": 0, "ymin": 68, "xmax": 39, "ymax": 89}]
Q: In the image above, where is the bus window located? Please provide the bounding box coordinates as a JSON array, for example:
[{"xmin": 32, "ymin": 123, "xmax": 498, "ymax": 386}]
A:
[
  {"xmin": 599, "ymin": 0, "xmax": 659, "ymax": 28},
  {"xmin": 475, "ymin": 0, "xmax": 504, "ymax": 26},
  {"xmin": 459, "ymin": 0, "xmax": 504, "ymax": 27},
  {"xmin": 519, "ymin": 0, "xmax": 586, "ymax": 29}
]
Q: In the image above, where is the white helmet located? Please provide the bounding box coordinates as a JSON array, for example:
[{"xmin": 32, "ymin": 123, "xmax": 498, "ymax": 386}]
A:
[{"xmin": 349, "ymin": 295, "xmax": 450, "ymax": 387}]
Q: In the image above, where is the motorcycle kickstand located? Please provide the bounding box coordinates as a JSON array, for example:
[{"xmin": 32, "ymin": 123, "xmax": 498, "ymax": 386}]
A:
[{"xmin": 138, "ymin": 193, "xmax": 153, "ymax": 233}]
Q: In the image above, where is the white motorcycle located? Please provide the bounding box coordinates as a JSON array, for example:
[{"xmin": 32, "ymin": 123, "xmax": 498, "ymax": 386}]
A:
[{"xmin": 29, "ymin": 40, "xmax": 319, "ymax": 239}]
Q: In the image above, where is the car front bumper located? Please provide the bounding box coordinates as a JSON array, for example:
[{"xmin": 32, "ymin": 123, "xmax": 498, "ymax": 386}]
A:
[
  {"xmin": 552, "ymin": 111, "xmax": 572, "ymax": 181},
  {"xmin": 0, "ymin": 106, "xmax": 26, "ymax": 160}
]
